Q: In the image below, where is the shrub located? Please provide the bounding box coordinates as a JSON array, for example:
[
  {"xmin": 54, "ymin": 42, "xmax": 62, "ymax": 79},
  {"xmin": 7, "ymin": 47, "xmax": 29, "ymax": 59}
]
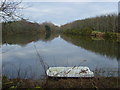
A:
[
  {"xmin": 80, "ymin": 27, "xmax": 93, "ymax": 36},
  {"xmin": 104, "ymin": 32, "xmax": 117, "ymax": 39}
]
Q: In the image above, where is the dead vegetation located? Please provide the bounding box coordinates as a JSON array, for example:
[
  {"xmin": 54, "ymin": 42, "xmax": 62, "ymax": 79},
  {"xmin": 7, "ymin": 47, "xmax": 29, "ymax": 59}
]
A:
[{"xmin": 2, "ymin": 76, "xmax": 119, "ymax": 89}]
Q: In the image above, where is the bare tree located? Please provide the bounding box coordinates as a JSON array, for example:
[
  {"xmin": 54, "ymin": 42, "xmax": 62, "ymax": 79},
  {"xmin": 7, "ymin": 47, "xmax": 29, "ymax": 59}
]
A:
[{"xmin": 0, "ymin": 0, "xmax": 23, "ymax": 22}]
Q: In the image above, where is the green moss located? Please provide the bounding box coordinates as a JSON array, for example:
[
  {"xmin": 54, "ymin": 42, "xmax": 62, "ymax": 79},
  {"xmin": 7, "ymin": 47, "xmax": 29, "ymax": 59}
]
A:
[
  {"xmin": 10, "ymin": 86, "xmax": 17, "ymax": 88},
  {"xmin": 35, "ymin": 86, "xmax": 41, "ymax": 88}
]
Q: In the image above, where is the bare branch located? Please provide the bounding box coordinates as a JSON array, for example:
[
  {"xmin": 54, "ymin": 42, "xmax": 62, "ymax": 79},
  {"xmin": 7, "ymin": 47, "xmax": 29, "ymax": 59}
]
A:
[{"xmin": 0, "ymin": 0, "xmax": 23, "ymax": 22}]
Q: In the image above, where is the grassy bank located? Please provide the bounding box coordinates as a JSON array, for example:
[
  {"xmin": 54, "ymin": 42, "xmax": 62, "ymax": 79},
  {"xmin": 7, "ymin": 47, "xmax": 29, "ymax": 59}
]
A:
[
  {"xmin": 3, "ymin": 76, "xmax": 119, "ymax": 89},
  {"xmin": 91, "ymin": 31, "xmax": 120, "ymax": 39}
]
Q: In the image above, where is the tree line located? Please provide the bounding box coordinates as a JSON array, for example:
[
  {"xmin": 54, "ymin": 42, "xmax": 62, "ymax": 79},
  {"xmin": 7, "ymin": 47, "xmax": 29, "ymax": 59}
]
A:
[
  {"xmin": 2, "ymin": 13, "xmax": 119, "ymax": 39},
  {"xmin": 61, "ymin": 14, "xmax": 119, "ymax": 37},
  {"xmin": 2, "ymin": 19, "xmax": 60, "ymax": 35}
]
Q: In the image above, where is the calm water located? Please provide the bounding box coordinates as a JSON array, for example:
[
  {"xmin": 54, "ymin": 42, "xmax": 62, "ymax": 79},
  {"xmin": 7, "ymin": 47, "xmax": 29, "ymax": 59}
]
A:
[{"xmin": 2, "ymin": 34, "xmax": 119, "ymax": 79}]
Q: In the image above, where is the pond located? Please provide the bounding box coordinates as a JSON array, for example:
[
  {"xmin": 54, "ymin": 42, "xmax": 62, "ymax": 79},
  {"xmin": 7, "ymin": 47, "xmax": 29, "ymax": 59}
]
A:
[{"xmin": 2, "ymin": 33, "xmax": 119, "ymax": 79}]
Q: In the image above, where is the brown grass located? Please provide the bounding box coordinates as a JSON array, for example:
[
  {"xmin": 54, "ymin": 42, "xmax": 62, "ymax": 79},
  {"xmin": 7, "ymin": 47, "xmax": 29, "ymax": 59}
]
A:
[{"xmin": 2, "ymin": 76, "xmax": 119, "ymax": 89}]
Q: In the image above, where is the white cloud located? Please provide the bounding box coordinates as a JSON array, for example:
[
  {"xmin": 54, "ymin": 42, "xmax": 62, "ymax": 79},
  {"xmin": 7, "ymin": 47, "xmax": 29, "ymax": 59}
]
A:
[{"xmin": 20, "ymin": 2, "xmax": 117, "ymax": 25}]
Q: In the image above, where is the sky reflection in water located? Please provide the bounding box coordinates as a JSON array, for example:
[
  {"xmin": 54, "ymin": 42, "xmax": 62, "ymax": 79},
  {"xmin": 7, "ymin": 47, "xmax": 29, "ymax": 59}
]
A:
[{"xmin": 2, "ymin": 36, "xmax": 118, "ymax": 79}]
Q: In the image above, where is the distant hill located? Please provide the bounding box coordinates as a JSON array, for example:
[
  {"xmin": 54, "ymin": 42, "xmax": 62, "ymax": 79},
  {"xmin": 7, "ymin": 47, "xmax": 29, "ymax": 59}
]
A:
[
  {"xmin": 2, "ymin": 19, "xmax": 60, "ymax": 35},
  {"xmin": 61, "ymin": 14, "xmax": 118, "ymax": 33}
]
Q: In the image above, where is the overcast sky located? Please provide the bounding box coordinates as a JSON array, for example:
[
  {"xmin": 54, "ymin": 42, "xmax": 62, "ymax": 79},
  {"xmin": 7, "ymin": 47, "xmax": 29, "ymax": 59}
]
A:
[
  {"xmin": 22, "ymin": 0, "xmax": 119, "ymax": 2},
  {"xmin": 20, "ymin": 1, "xmax": 118, "ymax": 25}
]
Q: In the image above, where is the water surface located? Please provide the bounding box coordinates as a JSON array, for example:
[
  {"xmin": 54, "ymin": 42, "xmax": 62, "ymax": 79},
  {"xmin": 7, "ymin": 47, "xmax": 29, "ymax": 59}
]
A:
[{"xmin": 2, "ymin": 34, "xmax": 119, "ymax": 79}]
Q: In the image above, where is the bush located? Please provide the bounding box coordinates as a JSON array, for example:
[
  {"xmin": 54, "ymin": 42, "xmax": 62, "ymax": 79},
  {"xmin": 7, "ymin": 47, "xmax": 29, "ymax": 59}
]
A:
[
  {"xmin": 104, "ymin": 32, "xmax": 117, "ymax": 39},
  {"xmin": 80, "ymin": 27, "xmax": 93, "ymax": 36}
]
